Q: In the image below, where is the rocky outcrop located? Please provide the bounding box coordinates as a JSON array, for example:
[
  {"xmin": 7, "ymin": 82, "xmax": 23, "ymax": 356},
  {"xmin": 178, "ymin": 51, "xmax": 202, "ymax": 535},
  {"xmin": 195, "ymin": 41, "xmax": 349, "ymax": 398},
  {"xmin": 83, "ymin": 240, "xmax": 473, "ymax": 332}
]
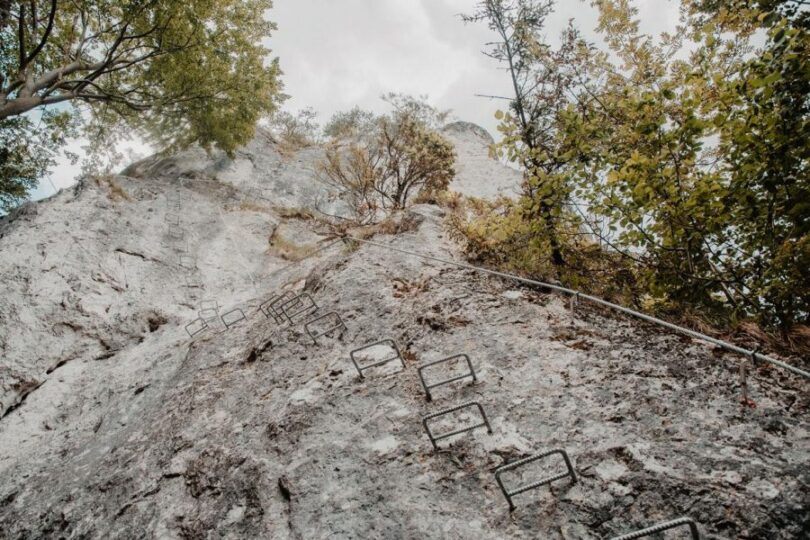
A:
[
  {"xmin": 0, "ymin": 124, "xmax": 807, "ymax": 539},
  {"xmin": 441, "ymin": 121, "xmax": 521, "ymax": 200}
]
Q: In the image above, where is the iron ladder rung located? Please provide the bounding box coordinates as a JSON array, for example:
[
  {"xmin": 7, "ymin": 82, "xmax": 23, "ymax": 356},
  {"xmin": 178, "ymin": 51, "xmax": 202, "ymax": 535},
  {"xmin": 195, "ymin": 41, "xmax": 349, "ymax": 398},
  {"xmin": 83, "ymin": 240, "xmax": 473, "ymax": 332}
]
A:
[
  {"xmin": 426, "ymin": 373, "xmax": 475, "ymax": 389},
  {"xmin": 433, "ymin": 422, "xmax": 489, "ymax": 442},
  {"xmin": 508, "ymin": 471, "xmax": 572, "ymax": 497}
]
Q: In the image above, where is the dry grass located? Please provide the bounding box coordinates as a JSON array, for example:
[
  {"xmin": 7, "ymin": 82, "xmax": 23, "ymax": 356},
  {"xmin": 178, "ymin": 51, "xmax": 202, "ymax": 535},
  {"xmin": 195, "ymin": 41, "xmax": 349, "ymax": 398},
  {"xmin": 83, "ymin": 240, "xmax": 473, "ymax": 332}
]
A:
[
  {"xmin": 274, "ymin": 206, "xmax": 315, "ymax": 221},
  {"xmin": 353, "ymin": 213, "xmax": 421, "ymax": 239},
  {"xmin": 236, "ymin": 201, "xmax": 273, "ymax": 214},
  {"xmin": 95, "ymin": 176, "xmax": 132, "ymax": 202},
  {"xmin": 276, "ymin": 139, "xmax": 313, "ymax": 160},
  {"xmin": 268, "ymin": 230, "xmax": 318, "ymax": 261}
]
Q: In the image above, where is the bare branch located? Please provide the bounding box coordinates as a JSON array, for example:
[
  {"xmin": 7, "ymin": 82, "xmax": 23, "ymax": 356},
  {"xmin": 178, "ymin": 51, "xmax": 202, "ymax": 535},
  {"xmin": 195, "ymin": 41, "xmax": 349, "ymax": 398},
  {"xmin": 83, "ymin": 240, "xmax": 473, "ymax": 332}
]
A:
[{"xmin": 475, "ymin": 93, "xmax": 513, "ymax": 101}]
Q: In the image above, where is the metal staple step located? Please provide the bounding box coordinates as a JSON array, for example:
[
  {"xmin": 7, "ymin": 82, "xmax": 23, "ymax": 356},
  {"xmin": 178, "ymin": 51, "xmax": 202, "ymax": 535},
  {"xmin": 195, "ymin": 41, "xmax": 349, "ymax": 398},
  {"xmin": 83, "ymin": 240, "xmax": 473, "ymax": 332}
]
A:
[
  {"xmin": 350, "ymin": 339, "xmax": 406, "ymax": 379},
  {"xmin": 260, "ymin": 291, "xmax": 297, "ymax": 324},
  {"xmin": 494, "ymin": 449, "xmax": 577, "ymax": 510},
  {"xmin": 418, "ymin": 353, "xmax": 477, "ymax": 401},
  {"xmin": 304, "ymin": 311, "xmax": 347, "ymax": 344},
  {"xmin": 608, "ymin": 517, "xmax": 700, "ymax": 540},
  {"xmin": 421, "ymin": 401, "xmax": 492, "ymax": 451},
  {"xmin": 185, "ymin": 318, "xmax": 208, "ymax": 338},
  {"xmin": 279, "ymin": 293, "xmax": 319, "ymax": 323},
  {"xmin": 221, "ymin": 308, "xmax": 246, "ymax": 329}
]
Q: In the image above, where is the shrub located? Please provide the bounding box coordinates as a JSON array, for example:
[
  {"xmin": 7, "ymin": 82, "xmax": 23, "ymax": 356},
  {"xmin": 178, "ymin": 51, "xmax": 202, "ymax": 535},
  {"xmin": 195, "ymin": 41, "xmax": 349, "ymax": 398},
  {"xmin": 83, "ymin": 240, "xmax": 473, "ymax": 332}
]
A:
[
  {"xmin": 317, "ymin": 110, "xmax": 455, "ymax": 223},
  {"xmin": 268, "ymin": 108, "xmax": 320, "ymax": 153}
]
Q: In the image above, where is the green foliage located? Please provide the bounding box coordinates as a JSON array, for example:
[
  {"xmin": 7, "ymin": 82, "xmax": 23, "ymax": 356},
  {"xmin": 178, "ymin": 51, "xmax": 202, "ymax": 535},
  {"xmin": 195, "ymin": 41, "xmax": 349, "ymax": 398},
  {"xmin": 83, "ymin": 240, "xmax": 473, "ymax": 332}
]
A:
[
  {"xmin": 0, "ymin": 110, "xmax": 77, "ymax": 210},
  {"xmin": 381, "ymin": 93, "xmax": 452, "ymax": 130},
  {"xmin": 317, "ymin": 98, "xmax": 455, "ymax": 223},
  {"xmin": 463, "ymin": 0, "xmax": 810, "ymax": 329},
  {"xmin": 464, "ymin": 1, "xmax": 592, "ymax": 270},
  {"xmin": 323, "ymin": 107, "xmax": 378, "ymax": 141},
  {"xmin": 268, "ymin": 108, "xmax": 320, "ymax": 150},
  {"xmin": 0, "ymin": 0, "xmax": 284, "ymax": 202}
]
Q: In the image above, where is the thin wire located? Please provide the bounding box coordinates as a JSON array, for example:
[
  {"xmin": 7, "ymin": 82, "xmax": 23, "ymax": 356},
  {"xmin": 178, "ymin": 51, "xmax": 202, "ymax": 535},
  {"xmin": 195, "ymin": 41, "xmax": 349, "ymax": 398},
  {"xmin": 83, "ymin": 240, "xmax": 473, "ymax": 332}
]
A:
[{"xmin": 345, "ymin": 235, "xmax": 810, "ymax": 381}]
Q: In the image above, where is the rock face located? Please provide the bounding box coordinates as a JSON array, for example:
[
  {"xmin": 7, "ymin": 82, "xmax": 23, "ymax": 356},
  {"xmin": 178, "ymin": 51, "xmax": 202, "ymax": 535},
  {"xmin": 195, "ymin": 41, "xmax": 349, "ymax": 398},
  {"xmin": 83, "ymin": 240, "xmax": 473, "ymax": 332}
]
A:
[
  {"xmin": 441, "ymin": 121, "xmax": 521, "ymax": 200},
  {"xmin": 0, "ymin": 123, "xmax": 808, "ymax": 539}
]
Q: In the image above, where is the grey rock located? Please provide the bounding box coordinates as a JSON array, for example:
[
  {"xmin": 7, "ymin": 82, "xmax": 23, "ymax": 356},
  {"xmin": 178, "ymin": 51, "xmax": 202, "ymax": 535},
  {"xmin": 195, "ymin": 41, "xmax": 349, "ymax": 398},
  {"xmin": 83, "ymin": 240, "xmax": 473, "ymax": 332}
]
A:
[{"xmin": 0, "ymin": 123, "xmax": 807, "ymax": 539}]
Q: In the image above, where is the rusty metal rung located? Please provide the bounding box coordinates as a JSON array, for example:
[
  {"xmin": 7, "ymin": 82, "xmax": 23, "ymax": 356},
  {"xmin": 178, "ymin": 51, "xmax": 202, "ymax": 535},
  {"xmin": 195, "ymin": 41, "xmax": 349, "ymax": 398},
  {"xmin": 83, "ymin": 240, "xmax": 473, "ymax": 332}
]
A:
[
  {"xmin": 421, "ymin": 401, "xmax": 492, "ymax": 452},
  {"xmin": 304, "ymin": 312, "xmax": 347, "ymax": 344},
  {"xmin": 608, "ymin": 517, "xmax": 701, "ymax": 540},
  {"xmin": 418, "ymin": 354, "xmax": 477, "ymax": 401},
  {"xmin": 350, "ymin": 339, "xmax": 405, "ymax": 379},
  {"xmin": 260, "ymin": 291, "xmax": 296, "ymax": 324},
  {"xmin": 185, "ymin": 318, "xmax": 208, "ymax": 338},
  {"xmin": 280, "ymin": 293, "xmax": 319, "ymax": 323},
  {"xmin": 167, "ymin": 226, "xmax": 184, "ymax": 240},
  {"xmin": 494, "ymin": 449, "xmax": 577, "ymax": 511},
  {"xmin": 221, "ymin": 308, "xmax": 246, "ymax": 329}
]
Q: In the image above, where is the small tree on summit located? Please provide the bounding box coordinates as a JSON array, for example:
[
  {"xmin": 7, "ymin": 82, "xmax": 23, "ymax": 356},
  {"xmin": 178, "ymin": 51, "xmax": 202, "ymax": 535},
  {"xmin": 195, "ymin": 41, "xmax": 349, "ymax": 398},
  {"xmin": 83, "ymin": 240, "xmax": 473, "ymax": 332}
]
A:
[{"xmin": 317, "ymin": 98, "xmax": 456, "ymax": 224}]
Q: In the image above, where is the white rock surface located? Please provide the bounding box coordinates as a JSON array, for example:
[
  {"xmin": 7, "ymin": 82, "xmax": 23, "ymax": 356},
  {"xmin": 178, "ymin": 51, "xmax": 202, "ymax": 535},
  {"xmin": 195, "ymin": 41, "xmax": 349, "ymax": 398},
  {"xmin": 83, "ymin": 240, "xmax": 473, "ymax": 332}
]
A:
[{"xmin": 0, "ymin": 123, "xmax": 807, "ymax": 539}]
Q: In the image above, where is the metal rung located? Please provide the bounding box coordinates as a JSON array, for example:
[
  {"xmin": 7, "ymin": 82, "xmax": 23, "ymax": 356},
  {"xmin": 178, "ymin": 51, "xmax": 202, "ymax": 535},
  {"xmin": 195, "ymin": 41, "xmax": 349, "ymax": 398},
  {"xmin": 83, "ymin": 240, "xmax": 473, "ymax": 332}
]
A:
[
  {"xmin": 165, "ymin": 214, "xmax": 180, "ymax": 226},
  {"xmin": 494, "ymin": 449, "xmax": 577, "ymax": 510},
  {"xmin": 221, "ymin": 308, "xmax": 246, "ymax": 329},
  {"xmin": 279, "ymin": 293, "xmax": 318, "ymax": 323},
  {"xmin": 185, "ymin": 318, "xmax": 208, "ymax": 338},
  {"xmin": 260, "ymin": 291, "xmax": 296, "ymax": 324},
  {"xmin": 199, "ymin": 309, "xmax": 218, "ymax": 322},
  {"xmin": 509, "ymin": 470, "xmax": 571, "ymax": 496},
  {"xmin": 418, "ymin": 354, "xmax": 477, "ymax": 401},
  {"xmin": 200, "ymin": 299, "xmax": 219, "ymax": 311},
  {"xmin": 609, "ymin": 517, "xmax": 701, "ymax": 540},
  {"xmin": 422, "ymin": 401, "xmax": 492, "ymax": 452},
  {"xmin": 433, "ymin": 421, "xmax": 489, "ymax": 441},
  {"xmin": 184, "ymin": 275, "xmax": 204, "ymax": 289},
  {"xmin": 350, "ymin": 339, "xmax": 405, "ymax": 379},
  {"xmin": 199, "ymin": 299, "xmax": 219, "ymax": 322},
  {"xmin": 167, "ymin": 227, "xmax": 184, "ymax": 240},
  {"xmin": 304, "ymin": 312, "xmax": 347, "ymax": 344},
  {"xmin": 179, "ymin": 255, "xmax": 195, "ymax": 269}
]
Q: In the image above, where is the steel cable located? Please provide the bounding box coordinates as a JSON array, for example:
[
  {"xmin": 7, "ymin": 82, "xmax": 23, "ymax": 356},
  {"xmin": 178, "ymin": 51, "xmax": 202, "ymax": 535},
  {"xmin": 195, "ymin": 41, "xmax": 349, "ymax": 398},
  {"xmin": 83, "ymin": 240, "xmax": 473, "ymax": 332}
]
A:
[{"xmin": 344, "ymin": 235, "xmax": 810, "ymax": 381}]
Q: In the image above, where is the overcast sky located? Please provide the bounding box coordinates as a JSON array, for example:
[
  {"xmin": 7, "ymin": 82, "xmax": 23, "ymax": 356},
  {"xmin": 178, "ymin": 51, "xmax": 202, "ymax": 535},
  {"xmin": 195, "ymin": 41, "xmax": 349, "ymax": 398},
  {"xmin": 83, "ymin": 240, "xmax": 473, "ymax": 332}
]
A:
[{"xmin": 35, "ymin": 0, "xmax": 680, "ymax": 200}]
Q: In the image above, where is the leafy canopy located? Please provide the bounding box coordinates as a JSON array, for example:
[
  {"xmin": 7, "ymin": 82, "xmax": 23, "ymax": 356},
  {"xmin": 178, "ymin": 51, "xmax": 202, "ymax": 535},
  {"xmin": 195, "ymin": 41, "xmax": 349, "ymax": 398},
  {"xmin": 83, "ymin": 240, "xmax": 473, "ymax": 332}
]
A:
[
  {"xmin": 317, "ymin": 98, "xmax": 456, "ymax": 224},
  {"xmin": 460, "ymin": 0, "xmax": 810, "ymax": 330},
  {"xmin": 0, "ymin": 0, "xmax": 284, "ymax": 208}
]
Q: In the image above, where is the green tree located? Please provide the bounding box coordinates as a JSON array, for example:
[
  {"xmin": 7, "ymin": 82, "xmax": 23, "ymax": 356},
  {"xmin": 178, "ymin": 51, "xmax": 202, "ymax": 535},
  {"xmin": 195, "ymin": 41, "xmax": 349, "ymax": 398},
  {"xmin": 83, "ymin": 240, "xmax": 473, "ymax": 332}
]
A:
[
  {"xmin": 463, "ymin": 0, "xmax": 594, "ymax": 270},
  {"xmin": 686, "ymin": 0, "xmax": 810, "ymax": 326},
  {"xmin": 317, "ymin": 99, "xmax": 455, "ymax": 223},
  {"xmin": 268, "ymin": 108, "xmax": 320, "ymax": 149},
  {"xmin": 323, "ymin": 106, "xmax": 377, "ymax": 141},
  {"xmin": 0, "ymin": 110, "xmax": 76, "ymax": 209},
  {"xmin": 0, "ymin": 0, "xmax": 283, "ymax": 207},
  {"xmin": 460, "ymin": 0, "xmax": 809, "ymax": 329}
]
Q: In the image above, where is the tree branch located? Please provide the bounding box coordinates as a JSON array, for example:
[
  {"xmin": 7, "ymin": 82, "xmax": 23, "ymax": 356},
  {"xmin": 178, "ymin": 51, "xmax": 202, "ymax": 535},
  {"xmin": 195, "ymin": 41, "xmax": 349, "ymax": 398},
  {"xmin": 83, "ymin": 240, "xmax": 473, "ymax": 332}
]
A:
[
  {"xmin": 21, "ymin": 0, "xmax": 57, "ymax": 72},
  {"xmin": 18, "ymin": 3, "xmax": 26, "ymax": 68}
]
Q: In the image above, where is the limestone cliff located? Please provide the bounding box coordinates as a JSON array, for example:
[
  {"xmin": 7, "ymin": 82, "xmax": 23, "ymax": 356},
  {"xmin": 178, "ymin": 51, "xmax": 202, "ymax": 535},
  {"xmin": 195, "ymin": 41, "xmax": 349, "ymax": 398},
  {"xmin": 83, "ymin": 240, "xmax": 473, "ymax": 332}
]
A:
[{"xmin": 0, "ymin": 124, "xmax": 807, "ymax": 539}]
